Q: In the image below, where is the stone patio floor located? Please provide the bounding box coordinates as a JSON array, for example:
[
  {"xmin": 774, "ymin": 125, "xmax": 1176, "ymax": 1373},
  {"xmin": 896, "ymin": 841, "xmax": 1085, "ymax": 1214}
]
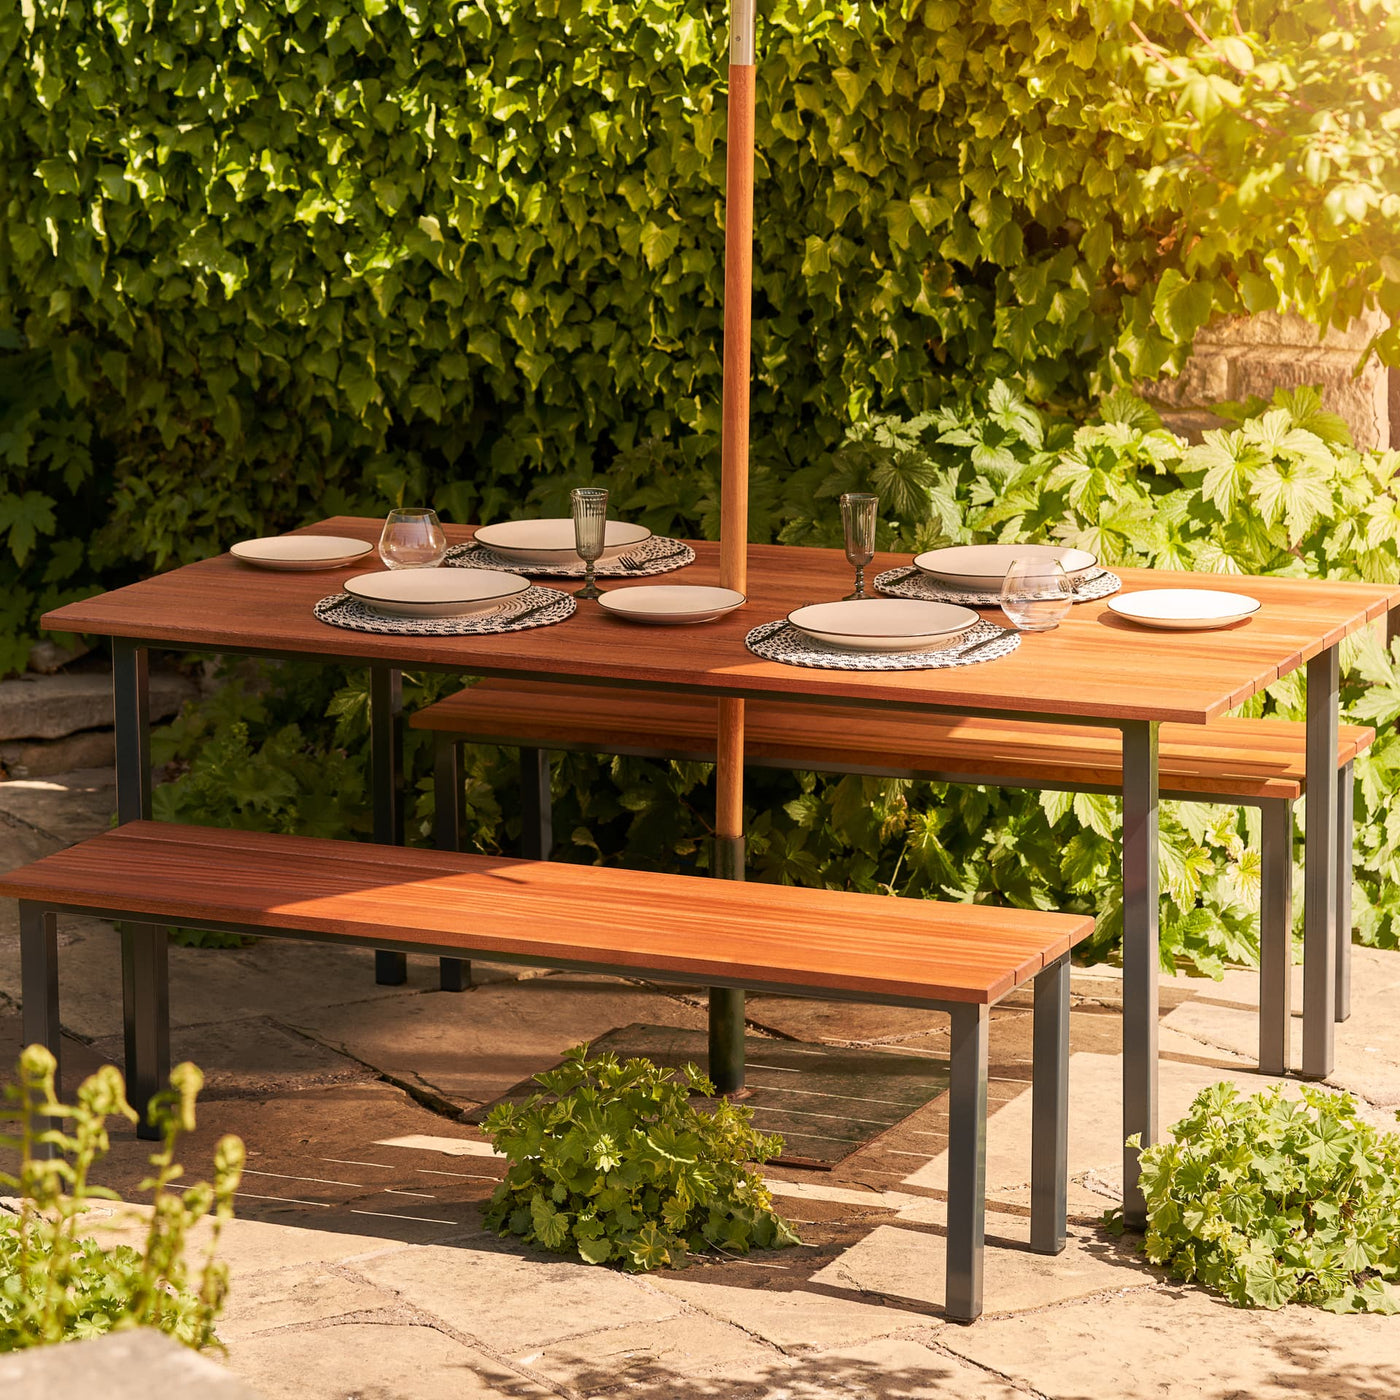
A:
[{"xmin": 2, "ymin": 767, "xmax": 1399, "ymax": 1398}]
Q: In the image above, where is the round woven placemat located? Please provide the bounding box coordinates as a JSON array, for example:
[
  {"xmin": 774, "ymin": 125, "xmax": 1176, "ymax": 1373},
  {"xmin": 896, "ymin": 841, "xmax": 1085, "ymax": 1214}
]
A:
[
  {"xmin": 874, "ymin": 567, "xmax": 1122, "ymax": 606},
  {"xmin": 744, "ymin": 617, "xmax": 1020, "ymax": 671},
  {"xmin": 445, "ymin": 536, "xmax": 694, "ymax": 579},
  {"xmin": 314, "ymin": 585, "xmax": 575, "ymax": 636}
]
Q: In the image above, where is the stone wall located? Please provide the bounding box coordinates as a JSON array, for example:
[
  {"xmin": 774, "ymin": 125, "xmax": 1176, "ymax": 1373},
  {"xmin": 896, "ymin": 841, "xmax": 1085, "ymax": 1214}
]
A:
[{"xmin": 1145, "ymin": 309, "xmax": 1394, "ymax": 448}]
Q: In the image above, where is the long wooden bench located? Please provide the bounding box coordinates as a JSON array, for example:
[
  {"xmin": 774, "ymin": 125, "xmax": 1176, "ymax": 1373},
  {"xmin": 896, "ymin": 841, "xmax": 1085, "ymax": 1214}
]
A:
[
  {"xmin": 412, "ymin": 680, "xmax": 1374, "ymax": 1074},
  {"xmin": 1, "ymin": 820, "xmax": 1089, "ymax": 1323}
]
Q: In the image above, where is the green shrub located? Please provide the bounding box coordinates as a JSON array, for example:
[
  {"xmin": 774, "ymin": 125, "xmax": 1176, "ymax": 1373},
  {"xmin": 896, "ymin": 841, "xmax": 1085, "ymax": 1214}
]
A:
[
  {"xmin": 3, "ymin": 0, "xmax": 1397, "ymax": 668},
  {"xmin": 0, "ymin": 1045, "xmax": 245, "ymax": 1351},
  {"xmin": 1121, "ymin": 1082, "xmax": 1400, "ymax": 1314},
  {"xmin": 482, "ymin": 1048, "xmax": 798, "ymax": 1271}
]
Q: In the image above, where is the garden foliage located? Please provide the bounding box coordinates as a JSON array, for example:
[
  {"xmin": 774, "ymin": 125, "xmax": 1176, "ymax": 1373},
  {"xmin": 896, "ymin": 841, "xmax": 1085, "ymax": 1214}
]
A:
[
  {"xmin": 2, "ymin": 0, "xmax": 1398, "ymax": 670},
  {"xmin": 0, "ymin": 1046, "xmax": 245, "ymax": 1351},
  {"xmin": 483, "ymin": 1047, "xmax": 798, "ymax": 1270},
  {"xmin": 1126, "ymin": 1082, "xmax": 1400, "ymax": 1314}
]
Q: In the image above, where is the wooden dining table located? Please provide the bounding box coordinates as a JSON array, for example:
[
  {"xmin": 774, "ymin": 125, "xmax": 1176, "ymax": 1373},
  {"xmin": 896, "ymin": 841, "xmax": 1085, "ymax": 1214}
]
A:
[{"xmin": 41, "ymin": 517, "xmax": 1400, "ymax": 1224}]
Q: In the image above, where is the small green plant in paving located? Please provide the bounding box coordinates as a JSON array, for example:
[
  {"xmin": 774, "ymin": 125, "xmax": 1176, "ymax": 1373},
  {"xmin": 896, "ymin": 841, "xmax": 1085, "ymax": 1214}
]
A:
[
  {"xmin": 1115, "ymin": 1082, "xmax": 1400, "ymax": 1313},
  {"xmin": 483, "ymin": 1047, "xmax": 799, "ymax": 1271},
  {"xmin": 0, "ymin": 1046, "xmax": 245, "ymax": 1351}
]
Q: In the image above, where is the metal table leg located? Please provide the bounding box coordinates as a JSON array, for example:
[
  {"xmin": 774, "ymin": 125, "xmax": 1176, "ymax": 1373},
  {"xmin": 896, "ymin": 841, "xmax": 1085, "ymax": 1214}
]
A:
[
  {"xmin": 519, "ymin": 747, "xmax": 553, "ymax": 861},
  {"xmin": 945, "ymin": 1002, "xmax": 989, "ymax": 1322},
  {"xmin": 1030, "ymin": 955, "xmax": 1069, "ymax": 1256},
  {"xmin": 1336, "ymin": 760, "xmax": 1353, "ymax": 1024},
  {"xmin": 1120, "ymin": 719, "xmax": 1159, "ymax": 1227},
  {"xmin": 113, "ymin": 640, "xmax": 170, "ymax": 1138},
  {"xmin": 1258, "ymin": 798, "xmax": 1294, "ymax": 1076},
  {"xmin": 371, "ymin": 665, "xmax": 408, "ymax": 987},
  {"xmin": 435, "ymin": 737, "xmax": 470, "ymax": 992},
  {"xmin": 19, "ymin": 903, "xmax": 59, "ymax": 1158},
  {"xmin": 1302, "ymin": 648, "xmax": 1339, "ymax": 1079}
]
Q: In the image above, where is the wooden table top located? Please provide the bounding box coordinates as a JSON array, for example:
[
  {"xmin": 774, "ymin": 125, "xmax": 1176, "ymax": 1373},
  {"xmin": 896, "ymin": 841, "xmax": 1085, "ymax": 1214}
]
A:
[{"xmin": 42, "ymin": 517, "xmax": 1400, "ymax": 725}]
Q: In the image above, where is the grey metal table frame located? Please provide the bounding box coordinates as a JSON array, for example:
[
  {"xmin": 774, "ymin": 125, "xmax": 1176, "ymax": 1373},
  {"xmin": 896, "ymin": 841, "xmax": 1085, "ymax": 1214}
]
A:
[{"xmin": 105, "ymin": 634, "xmax": 1344, "ymax": 1226}]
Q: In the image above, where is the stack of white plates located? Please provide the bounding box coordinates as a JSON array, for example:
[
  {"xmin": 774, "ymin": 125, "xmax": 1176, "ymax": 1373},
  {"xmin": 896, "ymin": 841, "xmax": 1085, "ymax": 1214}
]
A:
[
  {"xmin": 597, "ymin": 586, "xmax": 744, "ymax": 625},
  {"xmin": 914, "ymin": 544, "xmax": 1098, "ymax": 589},
  {"xmin": 344, "ymin": 569, "xmax": 529, "ymax": 619},
  {"xmin": 788, "ymin": 599, "xmax": 979, "ymax": 653},
  {"xmin": 231, "ymin": 536, "xmax": 374, "ymax": 571},
  {"xmin": 473, "ymin": 519, "xmax": 652, "ymax": 565}
]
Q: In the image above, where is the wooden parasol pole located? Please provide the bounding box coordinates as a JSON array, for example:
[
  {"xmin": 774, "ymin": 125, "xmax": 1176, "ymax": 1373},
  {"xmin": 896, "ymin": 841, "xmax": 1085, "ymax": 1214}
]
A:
[{"xmin": 709, "ymin": 0, "xmax": 756, "ymax": 1093}]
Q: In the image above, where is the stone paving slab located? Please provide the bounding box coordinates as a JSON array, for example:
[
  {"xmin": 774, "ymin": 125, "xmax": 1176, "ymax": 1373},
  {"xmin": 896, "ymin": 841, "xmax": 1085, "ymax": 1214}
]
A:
[{"xmin": 941, "ymin": 1283, "xmax": 1400, "ymax": 1400}]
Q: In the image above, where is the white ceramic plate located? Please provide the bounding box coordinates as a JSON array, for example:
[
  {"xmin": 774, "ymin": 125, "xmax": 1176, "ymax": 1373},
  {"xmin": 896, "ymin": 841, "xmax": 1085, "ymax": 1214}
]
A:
[
  {"xmin": 597, "ymin": 585, "xmax": 745, "ymax": 625},
  {"xmin": 230, "ymin": 535, "xmax": 375, "ymax": 571},
  {"xmin": 473, "ymin": 519, "xmax": 652, "ymax": 565},
  {"xmin": 788, "ymin": 599, "xmax": 979, "ymax": 653},
  {"xmin": 344, "ymin": 568, "xmax": 530, "ymax": 619},
  {"xmin": 1107, "ymin": 588, "xmax": 1262, "ymax": 631},
  {"xmin": 914, "ymin": 543, "xmax": 1098, "ymax": 588}
]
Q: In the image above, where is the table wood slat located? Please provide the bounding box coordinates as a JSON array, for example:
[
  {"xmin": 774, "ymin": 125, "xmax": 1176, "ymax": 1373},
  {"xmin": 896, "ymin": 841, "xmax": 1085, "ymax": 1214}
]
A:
[{"xmin": 41, "ymin": 520, "xmax": 1400, "ymax": 725}]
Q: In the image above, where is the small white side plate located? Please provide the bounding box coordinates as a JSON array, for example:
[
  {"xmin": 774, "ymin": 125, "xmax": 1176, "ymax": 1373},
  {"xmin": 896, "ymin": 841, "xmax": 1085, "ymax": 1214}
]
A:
[
  {"xmin": 1107, "ymin": 589, "xmax": 1262, "ymax": 630},
  {"xmin": 473, "ymin": 519, "xmax": 652, "ymax": 565},
  {"xmin": 597, "ymin": 585, "xmax": 745, "ymax": 625},
  {"xmin": 344, "ymin": 568, "xmax": 529, "ymax": 619},
  {"xmin": 788, "ymin": 599, "xmax": 979, "ymax": 653},
  {"xmin": 914, "ymin": 543, "xmax": 1097, "ymax": 588},
  {"xmin": 231, "ymin": 535, "xmax": 374, "ymax": 571}
]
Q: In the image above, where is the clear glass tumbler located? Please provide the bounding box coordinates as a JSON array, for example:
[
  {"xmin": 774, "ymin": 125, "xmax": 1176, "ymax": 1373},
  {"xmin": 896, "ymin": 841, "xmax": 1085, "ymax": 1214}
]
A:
[
  {"xmin": 1000, "ymin": 557, "xmax": 1073, "ymax": 631},
  {"xmin": 571, "ymin": 487, "xmax": 609, "ymax": 599},
  {"xmin": 378, "ymin": 508, "xmax": 447, "ymax": 569},
  {"xmin": 841, "ymin": 492, "xmax": 879, "ymax": 600}
]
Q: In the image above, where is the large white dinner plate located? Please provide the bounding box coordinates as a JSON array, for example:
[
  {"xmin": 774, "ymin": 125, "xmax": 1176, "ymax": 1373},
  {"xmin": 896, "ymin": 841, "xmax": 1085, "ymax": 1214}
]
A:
[
  {"xmin": 230, "ymin": 535, "xmax": 374, "ymax": 571},
  {"xmin": 344, "ymin": 568, "xmax": 529, "ymax": 619},
  {"xmin": 914, "ymin": 543, "xmax": 1097, "ymax": 588},
  {"xmin": 597, "ymin": 585, "xmax": 745, "ymax": 625},
  {"xmin": 473, "ymin": 518, "xmax": 652, "ymax": 565},
  {"xmin": 1107, "ymin": 589, "xmax": 1261, "ymax": 631},
  {"xmin": 788, "ymin": 599, "xmax": 979, "ymax": 653}
]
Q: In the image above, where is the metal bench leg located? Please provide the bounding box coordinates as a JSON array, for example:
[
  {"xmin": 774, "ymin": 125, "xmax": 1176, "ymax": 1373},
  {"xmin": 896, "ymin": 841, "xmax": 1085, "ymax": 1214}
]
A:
[
  {"xmin": 122, "ymin": 921, "xmax": 170, "ymax": 1138},
  {"xmin": 19, "ymin": 903, "xmax": 60, "ymax": 1159},
  {"xmin": 1030, "ymin": 955, "xmax": 1069, "ymax": 1256},
  {"xmin": 946, "ymin": 1002, "xmax": 989, "ymax": 1322},
  {"xmin": 435, "ymin": 738, "xmax": 470, "ymax": 992},
  {"xmin": 1258, "ymin": 798, "xmax": 1294, "ymax": 1076},
  {"xmin": 708, "ymin": 833, "xmax": 746, "ymax": 1094},
  {"xmin": 371, "ymin": 666, "xmax": 408, "ymax": 987},
  {"xmin": 519, "ymin": 746, "xmax": 553, "ymax": 861},
  {"xmin": 1336, "ymin": 761, "xmax": 1352, "ymax": 1024},
  {"xmin": 1302, "ymin": 648, "xmax": 1339, "ymax": 1079}
]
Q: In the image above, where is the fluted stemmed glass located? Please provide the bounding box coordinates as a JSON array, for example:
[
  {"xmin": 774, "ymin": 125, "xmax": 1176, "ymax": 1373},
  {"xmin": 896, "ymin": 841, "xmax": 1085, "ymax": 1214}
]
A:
[
  {"xmin": 571, "ymin": 487, "xmax": 608, "ymax": 599},
  {"xmin": 841, "ymin": 492, "xmax": 878, "ymax": 599}
]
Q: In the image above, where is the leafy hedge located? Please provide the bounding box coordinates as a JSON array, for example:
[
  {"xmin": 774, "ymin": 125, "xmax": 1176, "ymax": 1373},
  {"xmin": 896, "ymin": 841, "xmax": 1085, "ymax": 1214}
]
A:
[
  {"xmin": 3, "ymin": 0, "xmax": 1398, "ymax": 671},
  {"xmin": 151, "ymin": 386, "xmax": 1400, "ymax": 971}
]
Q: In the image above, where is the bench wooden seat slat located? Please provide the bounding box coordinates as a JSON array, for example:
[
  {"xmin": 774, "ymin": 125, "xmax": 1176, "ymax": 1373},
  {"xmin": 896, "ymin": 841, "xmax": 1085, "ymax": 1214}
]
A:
[
  {"xmin": 0, "ymin": 822, "xmax": 1091, "ymax": 1006},
  {"xmin": 409, "ymin": 680, "xmax": 1372, "ymax": 801}
]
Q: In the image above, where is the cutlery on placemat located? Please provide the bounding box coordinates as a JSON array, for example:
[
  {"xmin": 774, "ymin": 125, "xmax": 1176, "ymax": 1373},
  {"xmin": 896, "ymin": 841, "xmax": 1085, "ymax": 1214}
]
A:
[
  {"xmin": 880, "ymin": 566, "xmax": 922, "ymax": 589},
  {"xmin": 502, "ymin": 593, "xmax": 564, "ymax": 626},
  {"xmin": 949, "ymin": 629, "xmax": 1013, "ymax": 660},
  {"xmin": 616, "ymin": 545, "xmax": 689, "ymax": 572}
]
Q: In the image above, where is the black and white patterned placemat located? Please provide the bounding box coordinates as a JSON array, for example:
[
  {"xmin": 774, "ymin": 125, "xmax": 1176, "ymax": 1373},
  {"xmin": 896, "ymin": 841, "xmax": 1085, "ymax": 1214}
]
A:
[
  {"xmin": 444, "ymin": 536, "xmax": 694, "ymax": 579},
  {"xmin": 874, "ymin": 566, "xmax": 1122, "ymax": 606},
  {"xmin": 745, "ymin": 617, "xmax": 1021, "ymax": 671},
  {"xmin": 314, "ymin": 585, "xmax": 575, "ymax": 636}
]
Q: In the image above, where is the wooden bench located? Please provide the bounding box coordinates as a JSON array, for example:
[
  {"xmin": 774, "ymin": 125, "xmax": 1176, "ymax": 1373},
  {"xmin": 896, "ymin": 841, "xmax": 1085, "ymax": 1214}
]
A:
[
  {"xmin": 2, "ymin": 821, "xmax": 1089, "ymax": 1323},
  {"xmin": 411, "ymin": 680, "xmax": 1374, "ymax": 1074}
]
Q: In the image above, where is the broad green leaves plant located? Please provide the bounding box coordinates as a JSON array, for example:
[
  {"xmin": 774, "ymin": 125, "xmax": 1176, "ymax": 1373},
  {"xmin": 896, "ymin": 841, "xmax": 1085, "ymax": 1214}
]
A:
[
  {"xmin": 1120, "ymin": 1082, "xmax": 1400, "ymax": 1314},
  {"xmin": 0, "ymin": 1046, "xmax": 245, "ymax": 1351},
  {"xmin": 482, "ymin": 1048, "xmax": 798, "ymax": 1271}
]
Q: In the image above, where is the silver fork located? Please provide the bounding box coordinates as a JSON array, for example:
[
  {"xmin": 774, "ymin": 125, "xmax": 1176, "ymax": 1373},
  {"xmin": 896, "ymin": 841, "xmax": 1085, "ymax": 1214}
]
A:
[{"xmin": 617, "ymin": 545, "xmax": 689, "ymax": 572}]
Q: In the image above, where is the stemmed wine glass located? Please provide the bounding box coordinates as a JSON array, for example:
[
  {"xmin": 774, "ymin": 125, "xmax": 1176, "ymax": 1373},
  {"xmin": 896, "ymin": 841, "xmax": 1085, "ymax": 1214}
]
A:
[
  {"xmin": 379, "ymin": 508, "xmax": 447, "ymax": 569},
  {"xmin": 841, "ymin": 493, "xmax": 878, "ymax": 600},
  {"xmin": 1000, "ymin": 557, "xmax": 1073, "ymax": 631},
  {"xmin": 571, "ymin": 487, "xmax": 608, "ymax": 599}
]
